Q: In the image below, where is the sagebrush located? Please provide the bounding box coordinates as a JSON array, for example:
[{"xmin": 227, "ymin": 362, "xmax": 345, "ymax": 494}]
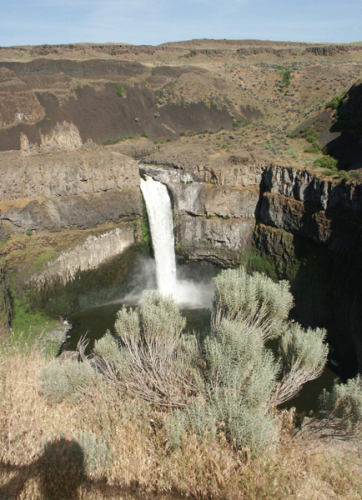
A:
[{"xmin": 92, "ymin": 267, "xmax": 329, "ymax": 454}]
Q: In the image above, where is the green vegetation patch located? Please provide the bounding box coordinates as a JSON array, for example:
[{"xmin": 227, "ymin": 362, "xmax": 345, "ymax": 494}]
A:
[
  {"xmin": 9, "ymin": 287, "xmax": 59, "ymax": 356},
  {"xmin": 287, "ymin": 125, "xmax": 324, "ymax": 155},
  {"xmin": 115, "ymin": 83, "xmax": 127, "ymax": 98},
  {"xmin": 313, "ymin": 155, "xmax": 339, "ymax": 172},
  {"xmin": 103, "ymin": 136, "xmax": 132, "ymax": 145},
  {"xmin": 325, "ymin": 93, "xmax": 345, "ymax": 110},
  {"xmin": 276, "ymin": 66, "xmax": 293, "ymax": 92}
]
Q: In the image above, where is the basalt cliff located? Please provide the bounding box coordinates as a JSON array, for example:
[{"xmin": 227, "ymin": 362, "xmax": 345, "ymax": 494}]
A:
[{"xmin": 0, "ymin": 40, "xmax": 362, "ymax": 377}]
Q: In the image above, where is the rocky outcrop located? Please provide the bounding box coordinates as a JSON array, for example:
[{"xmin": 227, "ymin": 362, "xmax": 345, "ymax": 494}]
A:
[
  {"xmin": 174, "ymin": 215, "xmax": 255, "ymax": 265},
  {"xmin": 141, "ymin": 165, "xmax": 259, "ymax": 218},
  {"xmin": 21, "ymin": 121, "xmax": 85, "ymax": 154},
  {"xmin": 29, "ymin": 223, "xmax": 135, "ymax": 288},
  {"xmin": 262, "ymin": 165, "xmax": 362, "ymax": 211},
  {"xmin": 237, "ymin": 47, "xmax": 298, "ymax": 57},
  {"xmin": 0, "ymin": 148, "xmax": 140, "ymax": 200},
  {"xmin": 303, "ymin": 45, "xmax": 350, "ymax": 56},
  {"xmin": 141, "ymin": 162, "xmax": 362, "ymax": 265},
  {"xmin": 0, "ymin": 189, "xmax": 140, "ymax": 237},
  {"xmin": 142, "ymin": 163, "xmax": 362, "ymax": 263},
  {"xmin": 0, "ymin": 148, "xmax": 142, "ymax": 237},
  {"xmin": 259, "ymin": 165, "xmax": 362, "ymax": 257},
  {"xmin": 140, "ymin": 164, "xmax": 259, "ymax": 264},
  {"xmin": 260, "ymin": 193, "xmax": 332, "ymax": 244}
]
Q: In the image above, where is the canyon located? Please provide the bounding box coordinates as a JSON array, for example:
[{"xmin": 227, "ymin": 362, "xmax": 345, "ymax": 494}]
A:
[{"xmin": 0, "ymin": 40, "xmax": 361, "ymax": 378}]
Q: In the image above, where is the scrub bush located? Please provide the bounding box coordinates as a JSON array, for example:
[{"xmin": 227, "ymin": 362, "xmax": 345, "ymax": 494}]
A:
[
  {"xmin": 76, "ymin": 432, "xmax": 113, "ymax": 477},
  {"xmin": 313, "ymin": 155, "xmax": 339, "ymax": 171},
  {"xmin": 320, "ymin": 375, "xmax": 362, "ymax": 432},
  {"xmin": 94, "ymin": 267, "xmax": 329, "ymax": 455},
  {"xmin": 38, "ymin": 357, "xmax": 96, "ymax": 403},
  {"xmin": 95, "ymin": 291, "xmax": 201, "ymax": 409},
  {"xmin": 115, "ymin": 83, "xmax": 127, "ymax": 97}
]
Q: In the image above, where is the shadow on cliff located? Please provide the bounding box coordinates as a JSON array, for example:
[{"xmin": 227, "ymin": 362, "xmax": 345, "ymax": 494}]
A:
[
  {"xmin": 324, "ymin": 81, "xmax": 362, "ymax": 170},
  {"xmin": 290, "ymin": 204, "xmax": 362, "ymax": 379}
]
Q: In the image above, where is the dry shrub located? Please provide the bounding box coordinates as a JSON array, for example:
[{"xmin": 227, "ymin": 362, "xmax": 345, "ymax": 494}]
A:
[
  {"xmin": 95, "ymin": 292, "xmax": 201, "ymax": 409},
  {"xmin": 320, "ymin": 375, "xmax": 362, "ymax": 434},
  {"xmin": 93, "ymin": 272, "xmax": 328, "ymax": 456},
  {"xmin": 38, "ymin": 357, "xmax": 97, "ymax": 403},
  {"xmin": 1, "ymin": 351, "xmax": 362, "ymax": 499}
]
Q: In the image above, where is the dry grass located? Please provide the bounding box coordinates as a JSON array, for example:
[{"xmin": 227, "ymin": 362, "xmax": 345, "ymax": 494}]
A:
[{"xmin": 0, "ymin": 350, "xmax": 361, "ymax": 499}]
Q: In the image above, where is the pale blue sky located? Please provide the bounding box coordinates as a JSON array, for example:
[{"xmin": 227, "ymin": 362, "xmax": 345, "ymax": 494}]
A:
[{"xmin": 0, "ymin": 0, "xmax": 361, "ymax": 47}]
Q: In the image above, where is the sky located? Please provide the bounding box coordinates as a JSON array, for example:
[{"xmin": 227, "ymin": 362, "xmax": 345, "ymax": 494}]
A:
[{"xmin": 0, "ymin": 0, "xmax": 361, "ymax": 47}]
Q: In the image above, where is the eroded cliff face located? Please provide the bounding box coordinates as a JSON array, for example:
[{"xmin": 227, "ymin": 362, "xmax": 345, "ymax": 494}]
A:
[
  {"xmin": 0, "ymin": 147, "xmax": 142, "ymax": 238},
  {"xmin": 20, "ymin": 121, "xmax": 86, "ymax": 155},
  {"xmin": 260, "ymin": 165, "xmax": 362, "ymax": 256},
  {"xmin": 0, "ymin": 147, "xmax": 142, "ymax": 305},
  {"xmin": 143, "ymin": 162, "xmax": 362, "ymax": 261},
  {"xmin": 141, "ymin": 162, "xmax": 362, "ymax": 264},
  {"xmin": 29, "ymin": 224, "xmax": 135, "ymax": 289},
  {"xmin": 140, "ymin": 164, "xmax": 261, "ymax": 265},
  {"xmin": 141, "ymin": 162, "xmax": 362, "ymax": 375}
]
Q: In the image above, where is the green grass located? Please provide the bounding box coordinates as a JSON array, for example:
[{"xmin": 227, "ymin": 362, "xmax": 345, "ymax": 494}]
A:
[
  {"xmin": 25, "ymin": 249, "xmax": 58, "ymax": 276},
  {"xmin": 325, "ymin": 93, "xmax": 345, "ymax": 110},
  {"xmin": 276, "ymin": 66, "xmax": 293, "ymax": 91},
  {"xmin": 313, "ymin": 155, "xmax": 339, "ymax": 171},
  {"xmin": 103, "ymin": 137, "xmax": 127, "ymax": 145},
  {"xmin": 240, "ymin": 250, "xmax": 278, "ymax": 279},
  {"xmin": 9, "ymin": 292, "xmax": 59, "ymax": 356},
  {"xmin": 11, "ymin": 293, "xmax": 57, "ymax": 333},
  {"xmin": 115, "ymin": 83, "xmax": 127, "ymax": 98}
]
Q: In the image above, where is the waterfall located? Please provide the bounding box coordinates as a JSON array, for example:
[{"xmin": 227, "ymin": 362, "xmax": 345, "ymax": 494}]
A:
[{"xmin": 140, "ymin": 176, "xmax": 177, "ymax": 295}]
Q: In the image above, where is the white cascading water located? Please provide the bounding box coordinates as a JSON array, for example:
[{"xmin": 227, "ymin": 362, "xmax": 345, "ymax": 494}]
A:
[
  {"xmin": 139, "ymin": 174, "xmax": 214, "ymax": 307},
  {"xmin": 140, "ymin": 176, "xmax": 177, "ymax": 295}
]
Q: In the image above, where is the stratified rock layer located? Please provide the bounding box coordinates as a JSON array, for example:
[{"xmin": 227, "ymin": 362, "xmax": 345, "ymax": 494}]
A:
[
  {"xmin": 0, "ymin": 148, "xmax": 142, "ymax": 238},
  {"xmin": 141, "ymin": 163, "xmax": 362, "ymax": 376}
]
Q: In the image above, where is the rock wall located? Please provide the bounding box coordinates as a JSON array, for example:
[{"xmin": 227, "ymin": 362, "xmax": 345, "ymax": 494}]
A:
[
  {"xmin": 141, "ymin": 162, "xmax": 362, "ymax": 375},
  {"xmin": 259, "ymin": 166, "xmax": 362, "ymax": 258},
  {"xmin": 29, "ymin": 223, "xmax": 135, "ymax": 288},
  {"xmin": 21, "ymin": 121, "xmax": 85, "ymax": 155},
  {"xmin": 141, "ymin": 162, "xmax": 362, "ymax": 266},
  {"xmin": 0, "ymin": 148, "xmax": 142, "ymax": 238},
  {"xmin": 262, "ymin": 165, "xmax": 362, "ymax": 211},
  {"xmin": 140, "ymin": 165, "xmax": 259, "ymax": 265}
]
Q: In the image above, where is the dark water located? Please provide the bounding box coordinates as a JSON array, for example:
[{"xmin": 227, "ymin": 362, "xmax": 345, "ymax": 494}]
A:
[
  {"xmin": 64, "ymin": 256, "xmax": 338, "ymax": 415},
  {"xmin": 67, "ymin": 301, "xmax": 211, "ymax": 350},
  {"xmin": 66, "ymin": 258, "xmax": 217, "ymax": 350},
  {"xmin": 287, "ymin": 364, "xmax": 337, "ymax": 416}
]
